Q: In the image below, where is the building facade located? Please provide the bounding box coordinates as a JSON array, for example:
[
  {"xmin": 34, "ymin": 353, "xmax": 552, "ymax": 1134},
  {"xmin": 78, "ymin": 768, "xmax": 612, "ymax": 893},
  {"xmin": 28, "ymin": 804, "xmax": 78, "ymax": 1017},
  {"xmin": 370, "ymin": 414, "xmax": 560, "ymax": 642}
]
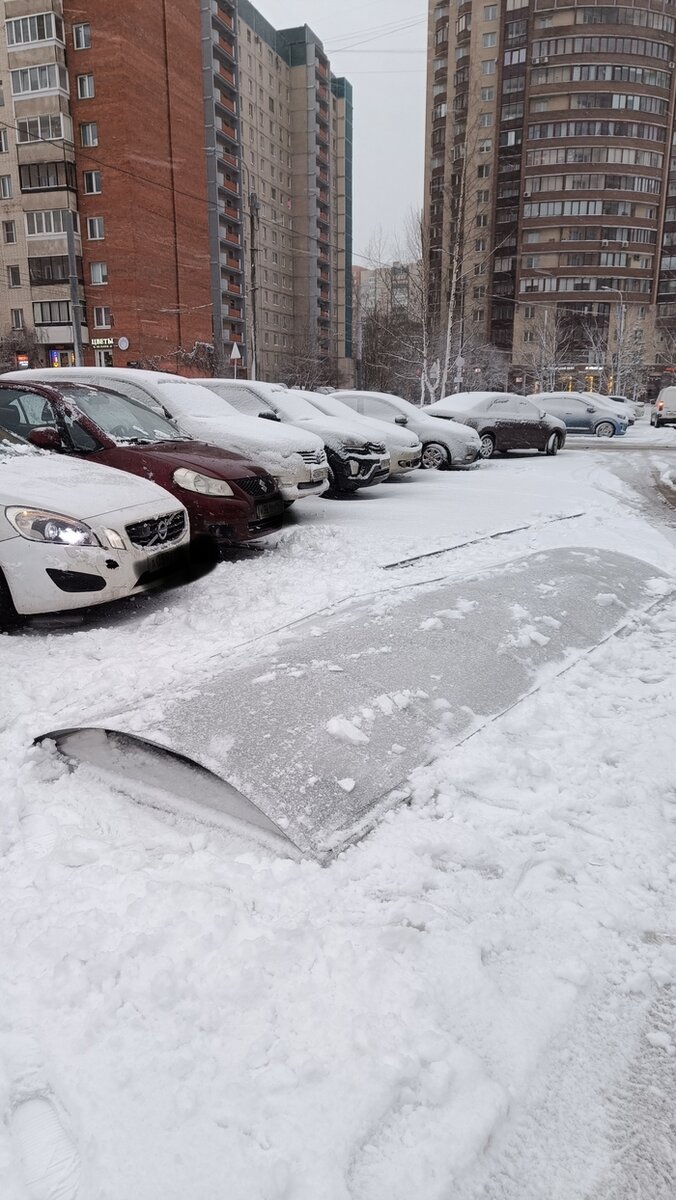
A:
[
  {"xmin": 424, "ymin": 0, "xmax": 676, "ymax": 393},
  {"xmin": 0, "ymin": 0, "xmax": 353, "ymax": 382}
]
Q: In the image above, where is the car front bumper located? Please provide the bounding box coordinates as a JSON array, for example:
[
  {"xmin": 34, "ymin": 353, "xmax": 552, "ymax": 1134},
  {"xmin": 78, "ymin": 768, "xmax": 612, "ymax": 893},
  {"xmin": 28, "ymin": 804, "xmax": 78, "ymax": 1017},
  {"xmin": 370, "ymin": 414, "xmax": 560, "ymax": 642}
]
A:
[
  {"xmin": 388, "ymin": 449, "xmax": 422, "ymax": 475},
  {"xmin": 2, "ymin": 532, "xmax": 191, "ymax": 616},
  {"xmin": 276, "ymin": 464, "xmax": 330, "ymax": 501}
]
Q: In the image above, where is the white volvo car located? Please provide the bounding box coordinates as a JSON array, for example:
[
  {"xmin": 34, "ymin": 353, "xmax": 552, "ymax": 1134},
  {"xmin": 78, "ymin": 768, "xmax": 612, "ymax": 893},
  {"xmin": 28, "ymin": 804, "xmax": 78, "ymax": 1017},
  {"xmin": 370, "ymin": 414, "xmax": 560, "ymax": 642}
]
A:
[
  {"xmin": 3, "ymin": 368, "xmax": 329, "ymax": 504},
  {"xmin": 0, "ymin": 429, "xmax": 190, "ymax": 623}
]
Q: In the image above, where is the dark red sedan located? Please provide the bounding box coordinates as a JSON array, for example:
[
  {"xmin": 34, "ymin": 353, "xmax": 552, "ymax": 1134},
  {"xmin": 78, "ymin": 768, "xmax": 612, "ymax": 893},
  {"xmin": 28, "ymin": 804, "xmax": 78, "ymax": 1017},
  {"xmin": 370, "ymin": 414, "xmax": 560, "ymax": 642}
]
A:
[{"xmin": 0, "ymin": 381, "xmax": 285, "ymax": 550}]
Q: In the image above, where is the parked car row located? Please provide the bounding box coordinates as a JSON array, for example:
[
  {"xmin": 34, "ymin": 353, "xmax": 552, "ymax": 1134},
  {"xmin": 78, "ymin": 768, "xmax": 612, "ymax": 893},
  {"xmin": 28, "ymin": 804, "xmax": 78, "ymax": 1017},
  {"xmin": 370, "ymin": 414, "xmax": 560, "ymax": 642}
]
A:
[{"xmin": 0, "ymin": 367, "xmax": 636, "ymax": 627}]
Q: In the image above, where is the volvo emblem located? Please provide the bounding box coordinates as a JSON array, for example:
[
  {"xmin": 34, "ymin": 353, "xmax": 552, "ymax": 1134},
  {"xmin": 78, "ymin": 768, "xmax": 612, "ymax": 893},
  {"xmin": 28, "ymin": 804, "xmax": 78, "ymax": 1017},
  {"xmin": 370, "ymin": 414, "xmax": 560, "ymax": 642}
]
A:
[{"xmin": 157, "ymin": 519, "xmax": 169, "ymax": 542}]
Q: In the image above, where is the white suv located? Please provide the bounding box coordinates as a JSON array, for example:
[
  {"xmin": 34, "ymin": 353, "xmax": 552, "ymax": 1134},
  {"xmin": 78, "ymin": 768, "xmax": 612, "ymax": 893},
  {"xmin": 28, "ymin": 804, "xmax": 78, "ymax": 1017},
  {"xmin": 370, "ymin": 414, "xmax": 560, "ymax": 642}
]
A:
[{"xmin": 652, "ymin": 387, "xmax": 676, "ymax": 427}]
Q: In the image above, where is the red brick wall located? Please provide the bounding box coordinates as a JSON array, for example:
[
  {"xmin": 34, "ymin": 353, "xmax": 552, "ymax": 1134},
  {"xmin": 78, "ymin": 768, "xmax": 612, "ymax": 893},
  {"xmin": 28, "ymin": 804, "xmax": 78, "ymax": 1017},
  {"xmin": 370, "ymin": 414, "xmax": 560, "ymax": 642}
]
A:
[{"xmin": 63, "ymin": 0, "xmax": 212, "ymax": 371}]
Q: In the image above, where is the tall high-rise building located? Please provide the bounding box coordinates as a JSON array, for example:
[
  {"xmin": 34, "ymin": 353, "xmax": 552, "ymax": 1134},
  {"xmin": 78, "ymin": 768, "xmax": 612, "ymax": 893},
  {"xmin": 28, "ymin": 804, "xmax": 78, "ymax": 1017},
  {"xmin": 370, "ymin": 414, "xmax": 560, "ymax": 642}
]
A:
[
  {"xmin": 0, "ymin": 0, "xmax": 353, "ymax": 383},
  {"xmin": 424, "ymin": 0, "xmax": 676, "ymax": 392}
]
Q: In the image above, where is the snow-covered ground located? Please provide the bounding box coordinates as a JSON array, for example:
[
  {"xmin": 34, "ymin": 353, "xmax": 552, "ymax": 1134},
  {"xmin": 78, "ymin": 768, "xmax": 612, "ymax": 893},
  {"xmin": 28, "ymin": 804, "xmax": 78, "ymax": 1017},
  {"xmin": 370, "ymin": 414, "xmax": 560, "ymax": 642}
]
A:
[{"xmin": 2, "ymin": 444, "xmax": 676, "ymax": 1198}]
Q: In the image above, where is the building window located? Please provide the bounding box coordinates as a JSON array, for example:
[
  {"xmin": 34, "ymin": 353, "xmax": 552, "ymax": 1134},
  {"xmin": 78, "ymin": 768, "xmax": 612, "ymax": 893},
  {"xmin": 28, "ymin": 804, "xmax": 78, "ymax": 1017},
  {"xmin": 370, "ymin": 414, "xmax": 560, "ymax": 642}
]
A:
[
  {"xmin": 33, "ymin": 300, "xmax": 71, "ymax": 325},
  {"xmin": 11, "ymin": 63, "xmax": 67, "ymax": 96},
  {"xmin": 481, "ymin": 59, "xmax": 496, "ymax": 75},
  {"xmin": 0, "ymin": 175, "xmax": 12, "ymax": 199},
  {"xmin": 6, "ymin": 13, "xmax": 64, "ymax": 47},
  {"xmin": 3, "ymin": 220, "xmax": 16, "ymax": 244},
  {"xmin": 90, "ymin": 261, "xmax": 108, "ymax": 285},
  {"xmin": 17, "ymin": 114, "xmax": 68, "ymax": 143},
  {"xmin": 524, "ymin": 330, "xmax": 535, "ymax": 343},
  {"xmin": 87, "ymin": 216, "xmax": 105, "ymax": 240},
  {"xmin": 80, "ymin": 122, "xmax": 98, "ymax": 147},
  {"xmin": 20, "ymin": 161, "xmax": 75, "ymax": 192},
  {"xmin": 7, "ymin": 266, "xmax": 21, "ymax": 288},
  {"xmin": 525, "ymin": 306, "xmax": 536, "ymax": 319},
  {"xmin": 482, "ymin": 32, "xmax": 497, "ymax": 47},
  {"xmin": 73, "ymin": 23, "xmax": 91, "ymax": 50},
  {"xmin": 480, "ymin": 87, "xmax": 494, "ymax": 101},
  {"xmin": 93, "ymin": 306, "xmax": 112, "ymax": 328},
  {"xmin": 484, "ymin": 4, "xmax": 498, "ymax": 18},
  {"xmin": 26, "ymin": 209, "xmax": 75, "ymax": 236},
  {"xmin": 0, "ymin": 130, "xmax": 7, "ymax": 154},
  {"xmin": 11, "ymin": 309, "xmax": 24, "ymax": 330},
  {"xmin": 77, "ymin": 73, "xmax": 95, "ymax": 99},
  {"xmin": 83, "ymin": 170, "xmax": 101, "ymax": 194}
]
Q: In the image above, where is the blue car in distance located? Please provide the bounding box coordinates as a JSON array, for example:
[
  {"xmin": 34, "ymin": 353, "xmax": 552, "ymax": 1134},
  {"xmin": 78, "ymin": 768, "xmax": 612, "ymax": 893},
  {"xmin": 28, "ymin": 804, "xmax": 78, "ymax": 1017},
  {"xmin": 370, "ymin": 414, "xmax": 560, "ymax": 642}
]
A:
[{"xmin": 530, "ymin": 392, "xmax": 628, "ymax": 438}]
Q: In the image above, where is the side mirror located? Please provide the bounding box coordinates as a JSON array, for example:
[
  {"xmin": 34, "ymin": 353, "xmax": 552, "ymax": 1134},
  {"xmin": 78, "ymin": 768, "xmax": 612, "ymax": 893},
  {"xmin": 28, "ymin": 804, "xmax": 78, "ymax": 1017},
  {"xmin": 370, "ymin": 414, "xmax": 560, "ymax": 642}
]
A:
[
  {"xmin": 28, "ymin": 426, "xmax": 61, "ymax": 450},
  {"xmin": 394, "ymin": 415, "xmax": 408, "ymax": 426},
  {"xmin": 258, "ymin": 411, "xmax": 281, "ymax": 422}
]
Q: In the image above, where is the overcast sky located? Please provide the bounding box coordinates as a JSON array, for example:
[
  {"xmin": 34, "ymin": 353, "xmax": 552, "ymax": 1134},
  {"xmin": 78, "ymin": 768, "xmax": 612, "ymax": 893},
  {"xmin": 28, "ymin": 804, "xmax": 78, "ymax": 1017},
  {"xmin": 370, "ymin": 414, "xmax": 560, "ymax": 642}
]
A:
[{"xmin": 260, "ymin": 1, "xmax": 428, "ymax": 263}]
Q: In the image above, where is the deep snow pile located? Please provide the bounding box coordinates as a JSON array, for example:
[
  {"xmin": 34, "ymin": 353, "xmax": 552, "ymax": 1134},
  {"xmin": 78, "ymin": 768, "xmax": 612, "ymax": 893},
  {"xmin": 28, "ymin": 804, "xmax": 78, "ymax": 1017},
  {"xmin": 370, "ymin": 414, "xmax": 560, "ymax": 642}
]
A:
[{"xmin": 2, "ymin": 450, "xmax": 676, "ymax": 1198}]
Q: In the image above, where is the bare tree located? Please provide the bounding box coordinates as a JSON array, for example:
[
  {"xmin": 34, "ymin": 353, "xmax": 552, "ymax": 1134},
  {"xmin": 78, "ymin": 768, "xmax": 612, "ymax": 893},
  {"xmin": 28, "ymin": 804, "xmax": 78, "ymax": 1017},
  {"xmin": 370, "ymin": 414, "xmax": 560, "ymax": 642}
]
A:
[
  {"xmin": 519, "ymin": 308, "xmax": 576, "ymax": 391},
  {"xmin": 581, "ymin": 306, "xmax": 649, "ymax": 397},
  {"xmin": 277, "ymin": 335, "xmax": 338, "ymax": 391}
]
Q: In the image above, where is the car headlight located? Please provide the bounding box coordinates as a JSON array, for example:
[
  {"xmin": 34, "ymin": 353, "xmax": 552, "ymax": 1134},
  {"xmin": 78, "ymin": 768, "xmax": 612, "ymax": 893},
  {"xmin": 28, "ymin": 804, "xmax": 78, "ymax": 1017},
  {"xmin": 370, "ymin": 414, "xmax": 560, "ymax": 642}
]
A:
[
  {"xmin": 173, "ymin": 467, "xmax": 233, "ymax": 497},
  {"xmin": 5, "ymin": 507, "xmax": 101, "ymax": 547}
]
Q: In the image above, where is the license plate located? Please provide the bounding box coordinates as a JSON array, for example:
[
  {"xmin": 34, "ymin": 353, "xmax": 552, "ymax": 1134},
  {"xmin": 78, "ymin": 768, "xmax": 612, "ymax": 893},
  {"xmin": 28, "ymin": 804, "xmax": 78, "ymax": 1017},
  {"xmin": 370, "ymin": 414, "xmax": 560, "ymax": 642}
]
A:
[
  {"xmin": 310, "ymin": 467, "xmax": 328, "ymax": 482},
  {"xmin": 138, "ymin": 545, "xmax": 186, "ymax": 579},
  {"xmin": 256, "ymin": 498, "xmax": 285, "ymax": 520}
]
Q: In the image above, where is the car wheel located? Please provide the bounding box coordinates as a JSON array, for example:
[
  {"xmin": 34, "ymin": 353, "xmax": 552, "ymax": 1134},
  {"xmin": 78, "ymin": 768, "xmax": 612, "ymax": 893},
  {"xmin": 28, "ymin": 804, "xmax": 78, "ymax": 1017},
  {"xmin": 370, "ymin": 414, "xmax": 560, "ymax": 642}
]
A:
[
  {"xmin": 0, "ymin": 569, "xmax": 19, "ymax": 631},
  {"xmin": 545, "ymin": 432, "xmax": 561, "ymax": 456},
  {"xmin": 420, "ymin": 442, "xmax": 449, "ymax": 470},
  {"xmin": 595, "ymin": 421, "xmax": 615, "ymax": 438},
  {"xmin": 654, "ymin": 417, "xmax": 662, "ymax": 428},
  {"xmin": 479, "ymin": 433, "xmax": 496, "ymax": 459}
]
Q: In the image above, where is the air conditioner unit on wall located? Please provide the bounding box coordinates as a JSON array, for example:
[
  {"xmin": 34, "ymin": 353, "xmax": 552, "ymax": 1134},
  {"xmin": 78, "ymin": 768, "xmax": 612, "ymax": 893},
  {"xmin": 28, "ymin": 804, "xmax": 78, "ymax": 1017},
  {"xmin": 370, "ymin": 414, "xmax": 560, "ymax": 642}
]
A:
[
  {"xmin": 622, "ymin": 240, "xmax": 629, "ymax": 248},
  {"xmin": 602, "ymin": 239, "xmax": 609, "ymax": 246}
]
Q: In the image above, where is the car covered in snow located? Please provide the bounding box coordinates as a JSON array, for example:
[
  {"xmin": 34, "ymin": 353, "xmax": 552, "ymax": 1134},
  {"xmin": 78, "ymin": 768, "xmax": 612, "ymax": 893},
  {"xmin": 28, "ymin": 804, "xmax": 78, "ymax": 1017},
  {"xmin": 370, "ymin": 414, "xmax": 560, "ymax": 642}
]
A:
[
  {"xmin": 193, "ymin": 379, "xmax": 391, "ymax": 494},
  {"xmin": 427, "ymin": 391, "xmax": 567, "ymax": 459},
  {"xmin": 531, "ymin": 392, "xmax": 628, "ymax": 438},
  {"xmin": 580, "ymin": 392, "xmax": 635, "ymax": 426},
  {"xmin": 330, "ymin": 389, "xmax": 481, "ymax": 470},
  {"xmin": 0, "ymin": 381, "xmax": 285, "ymax": 551},
  {"xmin": 0, "ymin": 424, "xmax": 191, "ymax": 623},
  {"xmin": 3, "ymin": 368, "xmax": 329, "ymax": 504},
  {"xmin": 305, "ymin": 392, "xmax": 422, "ymax": 475}
]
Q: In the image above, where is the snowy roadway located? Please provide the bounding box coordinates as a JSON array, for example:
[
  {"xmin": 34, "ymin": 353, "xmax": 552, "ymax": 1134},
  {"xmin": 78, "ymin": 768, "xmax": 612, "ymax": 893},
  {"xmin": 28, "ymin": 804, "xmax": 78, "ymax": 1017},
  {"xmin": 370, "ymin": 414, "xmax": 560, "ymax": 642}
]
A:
[{"xmin": 2, "ymin": 430, "xmax": 676, "ymax": 1198}]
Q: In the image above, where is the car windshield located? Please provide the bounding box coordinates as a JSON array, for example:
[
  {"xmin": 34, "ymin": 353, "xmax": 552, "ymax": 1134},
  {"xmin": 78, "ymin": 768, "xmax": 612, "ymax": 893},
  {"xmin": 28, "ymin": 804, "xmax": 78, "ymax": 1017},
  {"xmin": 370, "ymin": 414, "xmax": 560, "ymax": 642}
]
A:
[
  {"xmin": 274, "ymin": 391, "xmax": 329, "ymax": 421},
  {"xmin": 0, "ymin": 425, "xmax": 35, "ymax": 459},
  {"xmin": 155, "ymin": 381, "xmax": 238, "ymax": 419},
  {"xmin": 55, "ymin": 385, "xmax": 184, "ymax": 444}
]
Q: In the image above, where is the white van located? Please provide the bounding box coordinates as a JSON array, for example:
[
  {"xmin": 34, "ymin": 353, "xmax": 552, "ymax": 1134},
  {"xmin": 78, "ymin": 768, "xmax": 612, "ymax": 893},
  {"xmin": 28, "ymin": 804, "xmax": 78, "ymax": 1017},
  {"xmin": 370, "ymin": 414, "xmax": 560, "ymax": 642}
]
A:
[{"xmin": 652, "ymin": 387, "xmax": 676, "ymax": 427}]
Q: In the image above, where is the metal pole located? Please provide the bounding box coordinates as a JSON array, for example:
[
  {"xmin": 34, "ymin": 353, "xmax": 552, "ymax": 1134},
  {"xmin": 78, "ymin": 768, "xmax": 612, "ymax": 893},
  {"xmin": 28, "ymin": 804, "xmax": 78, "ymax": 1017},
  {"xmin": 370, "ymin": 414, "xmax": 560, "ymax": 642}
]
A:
[
  {"xmin": 617, "ymin": 301, "xmax": 626, "ymax": 395},
  {"xmin": 65, "ymin": 209, "xmax": 84, "ymax": 366},
  {"xmin": 249, "ymin": 191, "xmax": 259, "ymax": 382}
]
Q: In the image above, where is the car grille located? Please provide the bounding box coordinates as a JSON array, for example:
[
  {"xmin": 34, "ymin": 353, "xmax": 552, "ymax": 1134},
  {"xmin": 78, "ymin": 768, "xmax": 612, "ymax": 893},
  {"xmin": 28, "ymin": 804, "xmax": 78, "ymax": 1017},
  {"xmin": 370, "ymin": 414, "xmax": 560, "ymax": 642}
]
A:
[
  {"xmin": 299, "ymin": 449, "xmax": 327, "ymax": 465},
  {"xmin": 234, "ymin": 475, "xmax": 278, "ymax": 498},
  {"xmin": 363, "ymin": 441, "xmax": 386, "ymax": 455},
  {"xmin": 126, "ymin": 510, "xmax": 186, "ymax": 549}
]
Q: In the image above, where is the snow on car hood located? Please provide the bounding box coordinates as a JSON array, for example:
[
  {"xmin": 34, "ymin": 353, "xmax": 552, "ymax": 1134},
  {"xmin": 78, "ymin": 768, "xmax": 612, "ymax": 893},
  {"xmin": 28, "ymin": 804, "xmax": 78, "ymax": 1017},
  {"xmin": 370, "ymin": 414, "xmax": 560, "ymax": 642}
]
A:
[{"xmin": 0, "ymin": 453, "xmax": 178, "ymax": 520}]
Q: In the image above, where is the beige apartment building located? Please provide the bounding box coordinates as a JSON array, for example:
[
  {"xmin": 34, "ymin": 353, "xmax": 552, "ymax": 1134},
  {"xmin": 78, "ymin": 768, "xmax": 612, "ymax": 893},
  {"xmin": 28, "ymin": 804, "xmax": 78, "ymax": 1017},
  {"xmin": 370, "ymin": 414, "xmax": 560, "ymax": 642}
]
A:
[
  {"xmin": 237, "ymin": 2, "xmax": 354, "ymax": 384},
  {"xmin": 424, "ymin": 0, "xmax": 676, "ymax": 394}
]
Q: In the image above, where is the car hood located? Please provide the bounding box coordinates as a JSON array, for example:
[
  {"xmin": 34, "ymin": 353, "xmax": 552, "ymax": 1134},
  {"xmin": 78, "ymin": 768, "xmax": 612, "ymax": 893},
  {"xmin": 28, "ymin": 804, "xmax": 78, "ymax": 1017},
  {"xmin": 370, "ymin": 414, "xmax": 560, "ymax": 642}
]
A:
[
  {"xmin": 418, "ymin": 413, "xmax": 482, "ymax": 449},
  {"xmin": 0, "ymin": 453, "xmax": 177, "ymax": 520},
  {"xmin": 115, "ymin": 439, "xmax": 266, "ymax": 481},
  {"xmin": 279, "ymin": 414, "xmax": 383, "ymax": 451},
  {"xmin": 167, "ymin": 414, "xmax": 324, "ymax": 462}
]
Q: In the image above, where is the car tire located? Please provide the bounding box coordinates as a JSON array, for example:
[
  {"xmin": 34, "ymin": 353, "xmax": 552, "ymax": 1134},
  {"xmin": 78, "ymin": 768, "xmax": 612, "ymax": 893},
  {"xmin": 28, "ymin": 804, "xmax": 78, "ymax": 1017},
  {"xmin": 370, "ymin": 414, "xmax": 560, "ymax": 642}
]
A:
[
  {"xmin": 595, "ymin": 421, "xmax": 615, "ymax": 438},
  {"xmin": 653, "ymin": 417, "xmax": 662, "ymax": 428},
  {"xmin": 0, "ymin": 569, "xmax": 19, "ymax": 631},
  {"xmin": 420, "ymin": 442, "xmax": 450, "ymax": 470},
  {"xmin": 479, "ymin": 433, "xmax": 496, "ymax": 459},
  {"xmin": 545, "ymin": 432, "xmax": 561, "ymax": 456}
]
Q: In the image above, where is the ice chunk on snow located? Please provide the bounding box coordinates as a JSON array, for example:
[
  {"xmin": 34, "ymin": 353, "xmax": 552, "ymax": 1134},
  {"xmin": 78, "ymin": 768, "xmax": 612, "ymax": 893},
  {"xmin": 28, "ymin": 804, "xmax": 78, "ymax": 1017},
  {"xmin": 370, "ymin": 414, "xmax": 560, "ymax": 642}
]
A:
[
  {"xmin": 596, "ymin": 592, "xmax": 620, "ymax": 607},
  {"xmin": 252, "ymin": 671, "xmax": 277, "ymax": 685},
  {"xmin": 505, "ymin": 625, "xmax": 551, "ymax": 648},
  {"xmin": 326, "ymin": 717, "xmax": 370, "ymax": 745},
  {"xmin": 337, "ymin": 778, "xmax": 356, "ymax": 793},
  {"xmin": 419, "ymin": 617, "xmax": 444, "ymax": 631}
]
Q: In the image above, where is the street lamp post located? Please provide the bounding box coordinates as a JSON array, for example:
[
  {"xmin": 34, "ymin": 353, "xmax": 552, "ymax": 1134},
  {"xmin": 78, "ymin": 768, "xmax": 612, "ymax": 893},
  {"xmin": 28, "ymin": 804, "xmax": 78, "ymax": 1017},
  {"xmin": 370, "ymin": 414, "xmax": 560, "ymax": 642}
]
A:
[{"xmin": 600, "ymin": 287, "xmax": 626, "ymax": 394}]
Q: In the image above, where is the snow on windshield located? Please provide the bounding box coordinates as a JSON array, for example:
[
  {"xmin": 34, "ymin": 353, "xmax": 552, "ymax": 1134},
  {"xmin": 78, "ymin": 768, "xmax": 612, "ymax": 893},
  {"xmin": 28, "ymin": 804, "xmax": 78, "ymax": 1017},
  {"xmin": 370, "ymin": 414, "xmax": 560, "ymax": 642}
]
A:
[
  {"xmin": 155, "ymin": 381, "xmax": 235, "ymax": 419},
  {"xmin": 274, "ymin": 391, "xmax": 328, "ymax": 421},
  {"xmin": 431, "ymin": 392, "xmax": 505, "ymax": 413},
  {"xmin": 57, "ymin": 385, "xmax": 184, "ymax": 444}
]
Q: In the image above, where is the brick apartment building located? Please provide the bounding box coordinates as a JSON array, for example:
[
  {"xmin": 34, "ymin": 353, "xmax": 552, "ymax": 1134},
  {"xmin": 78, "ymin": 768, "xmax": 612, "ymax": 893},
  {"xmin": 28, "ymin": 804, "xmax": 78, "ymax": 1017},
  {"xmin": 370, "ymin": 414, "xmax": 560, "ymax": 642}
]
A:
[{"xmin": 0, "ymin": 0, "xmax": 353, "ymax": 382}]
